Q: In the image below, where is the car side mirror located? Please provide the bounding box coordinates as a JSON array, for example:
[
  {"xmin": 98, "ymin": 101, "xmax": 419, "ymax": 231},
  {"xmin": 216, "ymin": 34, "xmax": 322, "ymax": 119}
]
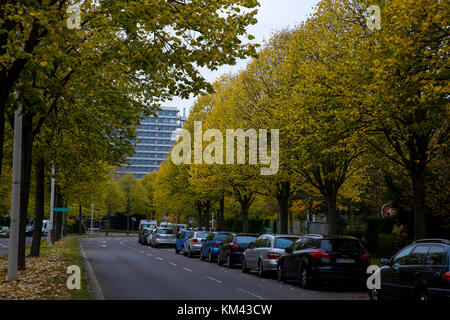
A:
[
  {"xmin": 285, "ymin": 247, "xmax": 293, "ymax": 254},
  {"xmin": 380, "ymin": 258, "xmax": 390, "ymax": 265}
]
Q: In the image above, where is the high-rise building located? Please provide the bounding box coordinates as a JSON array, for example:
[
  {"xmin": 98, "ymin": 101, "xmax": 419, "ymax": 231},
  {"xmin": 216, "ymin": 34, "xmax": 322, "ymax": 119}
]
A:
[{"xmin": 117, "ymin": 106, "xmax": 187, "ymax": 179}]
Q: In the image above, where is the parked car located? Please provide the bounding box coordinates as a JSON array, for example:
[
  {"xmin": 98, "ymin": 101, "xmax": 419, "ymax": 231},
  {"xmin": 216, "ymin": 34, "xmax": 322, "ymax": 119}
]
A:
[
  {"xmin": 138, "ymin": 220, "xmax": 157, "ymax": 244},
  {"xmin": 149, "ymin": 228, "xmax": 176, "ymax": 248},
  {"xmin": 200, "ymin": 231, "xmax": 234, "ymax": 262},
  {"xmin": 0, "ymin": 226, "xmax": 9, "ymax": 238},
  {"xmin": 218, "ymin": 234, "xmax": 259, "ymax": 268},
  {"xmin": 183, "ymin": 231, "xmax": 211, "ymax": 257},
  {"xmin": 277, "ymin": 235, "xmax": 370, "ymax": 288},
  {"xmin": 25, "ymin": 225, "xmax": 33, "ymax": 236},
  {"xmin": 175, "ymin": 230, "xmax": 194, "ymax": 254},
  {"xmin": 370, "ymin": 238, "xmax": 450, "ymax": 301},
  {"xmin": 242, "ymin": 234, "xmax": 300, "ymax": 277}
]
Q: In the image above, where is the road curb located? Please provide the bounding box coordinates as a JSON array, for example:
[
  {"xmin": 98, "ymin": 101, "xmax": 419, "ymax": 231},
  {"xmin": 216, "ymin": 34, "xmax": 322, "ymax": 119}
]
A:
[{"xmin": 79, "ymin": 239, "xmax": 105, "ymax": 300}]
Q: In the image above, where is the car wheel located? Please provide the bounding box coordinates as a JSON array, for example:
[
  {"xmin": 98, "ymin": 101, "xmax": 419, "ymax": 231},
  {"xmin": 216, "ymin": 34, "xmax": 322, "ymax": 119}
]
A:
[
  {"xmin": 241, "ymin": 257, "xmax": 249, "ymax": 273},
  {"xmin": 200, "ymin": 250, "xmax": 205, "ymax": 261},
  {"xmin": 217, "ymin": 254, "xmax": 223, "ymax": 266},
  {"xmin": 277, "ymin": 264, "xmax": 285, "ymax": 283},
  {"xmin": 188, "ymin": 247, "xmax": 193, "ymax": 258},
  {"xmin": 226, "ymin": 254, "xmax": 232, "ymax": 268},
  {"xmin": 257, "ymin": 260, "xmax": 265, "ymax": 278},
  {"xmin": 300, "ymin": 266, "xmax": 312, "ymax": 289},
  {"xmin": 175, "ymin": 247, "xmax": 180, "ymax": 254},
  {"xmin": 208, "ymin": 250, "xmax": 214, "ymax": 263},
  {"xmin": 417, "ymin": 289, "xmax": 428, "ymax": 301}
]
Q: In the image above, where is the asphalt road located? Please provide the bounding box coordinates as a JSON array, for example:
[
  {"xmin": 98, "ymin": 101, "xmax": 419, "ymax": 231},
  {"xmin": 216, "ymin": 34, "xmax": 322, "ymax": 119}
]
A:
[
  {"xmin": 80, "ymin": 237, "xmax": 369, "ymax": 300},
  {"xmin": 0, "ymin": 236, "xmax": 37, "ymax": 257}
]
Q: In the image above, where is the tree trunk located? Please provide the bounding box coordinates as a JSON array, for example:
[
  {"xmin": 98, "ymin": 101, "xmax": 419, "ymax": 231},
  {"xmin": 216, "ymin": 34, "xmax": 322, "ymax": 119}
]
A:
[
  {"xmin": 326, "ymin": 191, "xmax": 337, "ymax": 236},
  {"xmin": 0, "ymin": 108, "xmax": 4, "ymax": 179},
  {"xmin": 17, "ymin": 112, "xmax": 34, "ymax": 269},
  {"xmin": 218, "ymin": 195, "xmax": 224, "ymax": 231},
  {"xmin": 240, "ymin": 196, "xmax": 252, "ymax": 233},
  {"xmin": 277, "ymin": 181, "xmax": 291, "ymax": 234},
  {"xmin": 204, "ymin": 200, "xmax": 211, "ymax": 230},
  {"xmin": 78, "ymin": 205, "xmax": 82, "ymax": 235},
  {"xmin": 412, "ymin": 168, "xmax": 427, "ymax": 240},
  {"xmin": 106, "ymin": 212, "xmax": 111, "ymax": 237},
  {"xmin": 29, "ymin": 157, "xmax": 45, "ymax": 257}
]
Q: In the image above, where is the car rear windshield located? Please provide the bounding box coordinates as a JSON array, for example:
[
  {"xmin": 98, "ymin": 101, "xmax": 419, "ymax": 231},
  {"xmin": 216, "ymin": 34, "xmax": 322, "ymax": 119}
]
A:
[
  {"xmin": 274, "ymin": 237, "xmax": 298, "ymax": 249},
  {"xmin": 235, "ymin": 236, "xmax": 258, "ymax": 245},
  {"xmin": 196, "ymin": 232, "xmax": 209, "ymax": 239},
  {"xmin": 158, "ymin": 229, "xmax": 174, "ymax": 234},
  {"xmin": 321, "ymin": 239, "xmax": 365, "ymax": 252},
  {"xmin": 215, "ymin": 233, "xmax": 232, "ymax": 241}
]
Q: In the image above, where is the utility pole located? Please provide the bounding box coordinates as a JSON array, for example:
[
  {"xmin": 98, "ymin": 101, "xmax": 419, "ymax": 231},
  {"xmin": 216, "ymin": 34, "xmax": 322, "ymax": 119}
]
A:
[
  {"xmin": 47, "ymin": 165, "xmax": 55, "ymax": 247},
  {"xmin": 8, "ymin": 102, "xmax": 22, "ymax": 281},
  {"xmin": 90, "ymin": 200, "xmax": 94, "ymax": 236}
]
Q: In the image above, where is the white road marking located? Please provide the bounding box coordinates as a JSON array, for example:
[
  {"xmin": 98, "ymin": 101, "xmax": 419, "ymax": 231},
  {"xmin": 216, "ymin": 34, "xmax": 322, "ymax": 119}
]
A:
[
  {"xmin": 183, "ymin": 267, "xmax": 193, "ymax": 272},
  {"xmin": 206, "ymin": 276, "xmax": 222, "ymax": 284},
  {"xmin": 156, "ymin": 257, "xmax": 163, "ymax": 261},
  {"xmin": 140, "ymin": 250, "xmax": 145, "ymax": 254},
  {"xmin": 102, "ymin": 245, "xmax": 107, "ymax": 248},
  {"xmin": 168, "ymin": 262, "xmax": 177, "ymax": 266},
  {"xmin": 237, "ymin": 288, "xmax": 264, "ymax": 300},
  {"xmin": 146, "ymin": 253, "xmax": 153, "ymax": 257}
]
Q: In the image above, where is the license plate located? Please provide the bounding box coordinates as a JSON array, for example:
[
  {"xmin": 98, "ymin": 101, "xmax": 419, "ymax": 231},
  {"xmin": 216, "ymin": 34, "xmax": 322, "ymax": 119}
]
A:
[{"xmin": 336, "ymin": 258, "xmax": 355, "ymax": 263}]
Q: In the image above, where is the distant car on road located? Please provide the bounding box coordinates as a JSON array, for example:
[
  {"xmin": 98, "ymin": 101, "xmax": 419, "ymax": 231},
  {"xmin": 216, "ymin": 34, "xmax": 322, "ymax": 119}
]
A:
[
  {"xmin": 218, "ymin": 234, "xmax": 259, "ymax": 268},
  {"xmin": 200, "ymin": 231, "xmax": 234, "ymax": 262},
  {"xmin": 277, "ymin": 235, "xmax": 370, "ymax": 289},
  {"xmin": 0, "ymin": 226, "xmax": 9, "ymax": 238},
  {"xmin": 175, "ymin": 230, "xmax": 194, "ymax": 254},
  {"xmin": 242, "ymin": 234, "xmax": 300, "ymax": 277},
  {"xmin": 370, "ymin": 238, "xmax": 450, "ymax": 301},
  {"xmin": 149, "ymin": 228, "xmax": 176, "ymax": 248},
  {"xmin": 183, "ymin": 231, "xmax": 210, "ymax": 257},
  {"xmin": 25, "ymin": 225, "xmax": 33, "ymax": 236}
]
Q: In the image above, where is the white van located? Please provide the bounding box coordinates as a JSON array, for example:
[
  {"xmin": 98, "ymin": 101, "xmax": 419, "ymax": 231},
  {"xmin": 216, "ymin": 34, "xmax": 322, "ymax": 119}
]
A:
[{"xmin": 138, "ymin": 220, "xmax": 158, "ymax": 244}]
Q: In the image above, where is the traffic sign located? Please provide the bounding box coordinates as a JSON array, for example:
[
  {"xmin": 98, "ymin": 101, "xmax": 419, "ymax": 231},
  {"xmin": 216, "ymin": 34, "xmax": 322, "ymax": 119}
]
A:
[{"xmin": 54, "ymin": 208, "xmax": 70, "ymax": 212}]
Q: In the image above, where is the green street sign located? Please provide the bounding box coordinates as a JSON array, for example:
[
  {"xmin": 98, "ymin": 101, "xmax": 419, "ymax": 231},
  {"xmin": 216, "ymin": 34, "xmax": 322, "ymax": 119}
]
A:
[{"xmin": 54, "ymin": 208, "xmax": 70, "ymax": 212}]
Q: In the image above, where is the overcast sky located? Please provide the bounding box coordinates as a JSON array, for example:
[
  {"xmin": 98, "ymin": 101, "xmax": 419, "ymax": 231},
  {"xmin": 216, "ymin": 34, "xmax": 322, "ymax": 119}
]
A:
[{"xmin": 163, "ymin": 0, "xmax": 320, "ymax": 116}]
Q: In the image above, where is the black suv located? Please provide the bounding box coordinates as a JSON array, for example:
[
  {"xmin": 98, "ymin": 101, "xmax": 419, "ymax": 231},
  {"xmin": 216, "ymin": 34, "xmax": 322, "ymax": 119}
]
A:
[
  {"xmin": 372, "ymin": 239, "xmax": 450, "ymax": 301},
  {"xmin": 277, "ymin": 235, "xmax": 370, "ymax": 288}
]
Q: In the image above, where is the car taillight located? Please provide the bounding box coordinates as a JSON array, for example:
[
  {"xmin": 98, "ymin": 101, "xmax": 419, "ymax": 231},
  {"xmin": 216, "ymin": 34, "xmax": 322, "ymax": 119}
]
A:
[
  {"xmin": 192, "ymin": 238, "xmax": 198, "ymax": 243},
  {"xmin": 310, "ymin": 250, "xmax": 330, "ymax": 258},
  {"xmin": 213, "ymin": 242, "xmax": 218, "ymax": 247},
  {"xmin": 230, "ymin": 244, "xmax": 239, "ymax": 250},
  {"xmin": 442, "ymin": 271, "xmax": 450, "ymax": 281},
  {"xmin": 267, "ymin": 252, "xmax": 281, "ymax": 259},
  {"xmin": 360, "ymin": 253, "xmax": 370, "ymax": 260}
]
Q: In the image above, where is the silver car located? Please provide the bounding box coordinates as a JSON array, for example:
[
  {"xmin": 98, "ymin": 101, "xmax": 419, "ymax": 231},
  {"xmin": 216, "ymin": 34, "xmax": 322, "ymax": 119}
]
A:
[
  {"xmin": 242, "ymin": 234, "xmax": 300, "ymax": 277},
  {"xmin": 183, "ymin": 231, "xmax": 210, "ymax": 257},
  {"xmin": 149, "ymin": 228, "xmax": 176, "ymax": 248}
]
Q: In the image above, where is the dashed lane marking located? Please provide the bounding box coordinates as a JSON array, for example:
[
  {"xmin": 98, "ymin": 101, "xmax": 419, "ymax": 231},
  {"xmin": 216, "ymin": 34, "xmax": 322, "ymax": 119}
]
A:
[
  {"xmin": 236, "ymin": 288, "xmax": 264, "ymax": 300},
  {"xmin": 206, "ymin": 276, "xmax": 222, "ymax": 284}
]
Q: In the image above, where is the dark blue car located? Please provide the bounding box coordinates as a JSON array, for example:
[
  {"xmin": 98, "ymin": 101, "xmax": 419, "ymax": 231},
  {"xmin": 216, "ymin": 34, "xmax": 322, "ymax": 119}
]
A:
[
  {"xmin": 175, "ymin": 230, "xmax": 194, "ymax": 254},
  {"xmin": 200, "ymin": 231, "xmax": 234, "ymax": 262}
]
